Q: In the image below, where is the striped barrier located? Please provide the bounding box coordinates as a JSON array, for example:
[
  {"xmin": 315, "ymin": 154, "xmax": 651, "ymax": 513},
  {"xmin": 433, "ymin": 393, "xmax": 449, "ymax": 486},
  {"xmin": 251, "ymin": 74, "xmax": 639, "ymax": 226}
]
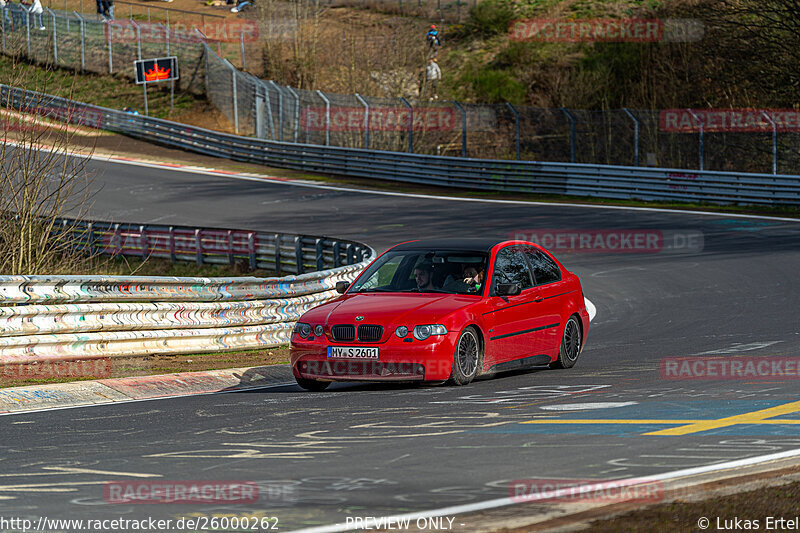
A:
[{"xmin": 0, "ymin": 229, "xmax": 375, "ymax": 366}]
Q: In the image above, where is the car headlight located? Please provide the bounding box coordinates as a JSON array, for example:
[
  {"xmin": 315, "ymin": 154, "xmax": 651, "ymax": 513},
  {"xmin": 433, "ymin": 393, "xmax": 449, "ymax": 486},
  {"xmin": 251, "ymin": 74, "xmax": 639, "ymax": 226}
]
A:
[
  {"xmin": 413, "ymin": 324, "xmax": 447, "ymax": 341},
  {"xmin": 294, "ymin": 322, "xmax": 312, "ymax": 338},
  {"xmin": 395, "ymin": 326, "xmax": 409, "ymax": 338},
  {"xmin": 314, "ymin": 325, "xmax": 324, "ymax": 337}
]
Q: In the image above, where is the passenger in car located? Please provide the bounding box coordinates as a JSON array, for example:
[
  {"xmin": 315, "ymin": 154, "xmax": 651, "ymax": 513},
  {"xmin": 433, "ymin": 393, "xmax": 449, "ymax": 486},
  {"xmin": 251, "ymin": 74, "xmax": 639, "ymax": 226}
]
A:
[
  {"xmin": 463, "ymin": 265, "xmax": 485, "ymax": 291},
  {"xmin": 442, "ymin": 264, "xmax": 485, "ymax": 293}
]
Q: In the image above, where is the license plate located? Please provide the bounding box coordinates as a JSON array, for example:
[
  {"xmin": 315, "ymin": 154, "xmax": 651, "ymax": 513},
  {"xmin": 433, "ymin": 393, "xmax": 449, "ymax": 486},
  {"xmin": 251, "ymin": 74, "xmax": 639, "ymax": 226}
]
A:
[{"xmin": 327, "ymin": 346, "xmax": 379, "ymax": 360}]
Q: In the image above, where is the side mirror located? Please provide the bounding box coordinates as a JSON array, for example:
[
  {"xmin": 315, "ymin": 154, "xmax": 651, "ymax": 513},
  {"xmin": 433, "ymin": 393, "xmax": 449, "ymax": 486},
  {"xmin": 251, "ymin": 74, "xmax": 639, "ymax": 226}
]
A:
[
  {"xmin": 496, "ymin": 282, "xmax": 521, "ymax": 297},
  {"xmin": 335, "ymin": 281, "xmax": 350, "ymax": 294}
]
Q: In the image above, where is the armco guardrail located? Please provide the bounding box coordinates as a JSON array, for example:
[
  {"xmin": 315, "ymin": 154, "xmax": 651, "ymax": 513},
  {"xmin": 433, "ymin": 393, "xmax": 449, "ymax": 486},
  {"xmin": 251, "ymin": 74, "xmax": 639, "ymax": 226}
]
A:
[
  {"xmin": 50, "ymin": 218, "xmax": 372, "ymax": 275},
  {"xmin": 0, "ymin": 220, "xmax": 375, "ymax": 365},
  {"xmin": 3, "ymin": 84, "xmax": 800, "ymax": 205}
]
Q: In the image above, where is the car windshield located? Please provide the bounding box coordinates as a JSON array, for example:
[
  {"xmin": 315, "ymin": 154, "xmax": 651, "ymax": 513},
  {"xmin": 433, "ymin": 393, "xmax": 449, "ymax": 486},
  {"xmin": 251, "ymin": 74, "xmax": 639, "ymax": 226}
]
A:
[{"xmin": 349, "ymin": 250, "xmax": 489, "ymax": 295}]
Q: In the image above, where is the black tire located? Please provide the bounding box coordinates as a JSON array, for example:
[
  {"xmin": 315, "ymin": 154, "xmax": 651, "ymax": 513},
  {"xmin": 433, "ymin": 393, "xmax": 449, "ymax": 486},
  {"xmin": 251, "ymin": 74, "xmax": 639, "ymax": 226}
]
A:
[
  {"xmin": 295, "ymin": 377, "xmax": 330, "ymax": 391},
  {"xmin": 550, "ymin": 315, "xmax": 582, "ymax": 369},
  {"xmin": 448, "ymin": 327, "xmax": 482, "ymax": 386}
]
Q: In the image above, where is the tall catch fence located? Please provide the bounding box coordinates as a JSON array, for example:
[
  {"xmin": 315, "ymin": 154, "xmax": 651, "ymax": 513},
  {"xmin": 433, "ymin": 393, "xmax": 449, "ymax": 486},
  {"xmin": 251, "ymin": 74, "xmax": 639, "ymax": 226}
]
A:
[
  {"xmin": 1, "ymin": 2, "xmax": 209, "ymax": 93},
  {"xmin": 203, "ymin": 46, "xmax": 800, "ymax": 174},
  {"xmin": 2, "ymin": 3, "xmax": 798, "ymax": 175}
]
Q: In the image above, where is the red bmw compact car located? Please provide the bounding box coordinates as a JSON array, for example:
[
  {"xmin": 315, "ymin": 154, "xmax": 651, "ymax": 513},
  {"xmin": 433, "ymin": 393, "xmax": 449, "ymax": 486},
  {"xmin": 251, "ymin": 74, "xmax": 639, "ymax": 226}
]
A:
[{"xmin": 290, "ymin": 239, "xmax": 590, "ymax": 390}]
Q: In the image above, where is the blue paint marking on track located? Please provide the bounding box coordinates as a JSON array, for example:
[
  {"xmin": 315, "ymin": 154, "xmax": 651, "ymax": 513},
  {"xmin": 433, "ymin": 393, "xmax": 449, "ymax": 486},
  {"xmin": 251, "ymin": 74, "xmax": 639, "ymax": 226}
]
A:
[
  {"xmin": 476, "ymin": 423, "xmax": 800, "ymax": 437},
  {"xmin": 533, "ymin": 400, "xmax": 789, "ymax": 420}
]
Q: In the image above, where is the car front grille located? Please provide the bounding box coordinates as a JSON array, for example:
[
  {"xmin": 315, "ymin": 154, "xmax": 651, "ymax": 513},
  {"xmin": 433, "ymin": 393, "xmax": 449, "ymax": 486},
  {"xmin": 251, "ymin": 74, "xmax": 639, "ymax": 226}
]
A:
[
  {"xmin": 357, "ymin": 325, "xmax": 383, "ymax": 342},
  {"xmin": 331, "ymin": 324, "xmax": 356, "ymax": 342}
]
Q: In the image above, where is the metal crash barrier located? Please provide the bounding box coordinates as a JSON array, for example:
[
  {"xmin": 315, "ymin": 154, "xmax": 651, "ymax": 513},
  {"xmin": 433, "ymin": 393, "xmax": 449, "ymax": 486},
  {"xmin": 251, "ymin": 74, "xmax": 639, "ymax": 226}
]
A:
[
  {"xmin": 3, "ymin": 84, "xmax": 799, "ymax": 206},
  {"xmin": 0, "ymin": 220, "xmax": 375, "ymax": 365}
]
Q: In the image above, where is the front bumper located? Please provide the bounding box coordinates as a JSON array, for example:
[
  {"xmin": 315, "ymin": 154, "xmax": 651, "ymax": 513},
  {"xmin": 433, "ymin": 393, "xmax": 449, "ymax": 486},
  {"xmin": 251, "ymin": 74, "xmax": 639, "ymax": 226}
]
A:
[{"xmin": 290, "ymin": 331, "xmax": 459, "ymax": 382}]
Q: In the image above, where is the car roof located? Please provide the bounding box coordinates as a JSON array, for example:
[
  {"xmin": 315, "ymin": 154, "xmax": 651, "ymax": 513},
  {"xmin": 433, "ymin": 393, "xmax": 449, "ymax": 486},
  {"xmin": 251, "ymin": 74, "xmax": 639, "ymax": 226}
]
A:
[{"xmin": 391, "ymin": 238, "xmax": 511, "ymax": 253}]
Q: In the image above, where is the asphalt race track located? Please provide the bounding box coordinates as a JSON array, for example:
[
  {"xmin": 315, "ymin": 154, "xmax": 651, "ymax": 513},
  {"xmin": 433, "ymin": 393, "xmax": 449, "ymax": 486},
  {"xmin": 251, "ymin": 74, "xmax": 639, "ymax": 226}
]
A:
[{"xmin": 1, "ymin": 156, "xmax": 800, "ymax": 531}]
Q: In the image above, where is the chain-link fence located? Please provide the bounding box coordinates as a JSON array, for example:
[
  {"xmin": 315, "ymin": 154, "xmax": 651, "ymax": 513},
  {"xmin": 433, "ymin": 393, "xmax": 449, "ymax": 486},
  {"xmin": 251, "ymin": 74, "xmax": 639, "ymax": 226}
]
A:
[
  {"xmin": 1, "ymin": 4, "xmax": 208, "ymax": 95},
  {"xmin": 3, "ymin": 5, "xmax": 797, "ymax": 175},
  {"xmin": 205, "ymin": 46, "xmax": 796, "ymax": 174}
]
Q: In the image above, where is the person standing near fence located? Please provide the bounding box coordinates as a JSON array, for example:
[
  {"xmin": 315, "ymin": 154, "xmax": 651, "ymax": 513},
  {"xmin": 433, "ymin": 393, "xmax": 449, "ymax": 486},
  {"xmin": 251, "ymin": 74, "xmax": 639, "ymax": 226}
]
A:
[
  {"xmin": 1, "ymin": 0, "xmax": 12, "ymax": 28},
  {"xmin": 24, "ymin": 0, "xmax": 44, "ymax": 30},
  {"xmin": 425, "ymin": 57, "xmax": 441, "ymax": 100},
  {"xmin": 103, "ymin": 0, "xmax": 114, "ymax": 20}
]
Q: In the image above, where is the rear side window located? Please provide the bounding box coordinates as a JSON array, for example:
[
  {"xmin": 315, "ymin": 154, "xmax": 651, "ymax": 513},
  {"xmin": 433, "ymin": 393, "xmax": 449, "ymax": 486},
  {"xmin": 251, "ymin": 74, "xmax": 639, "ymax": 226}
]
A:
[
  {"xmin": 492, "ymin": 246, "xmax": 533, "ymax": 292},
  {"xmin": 522, "ymin": 247, "xmax": 562, "ymax": 285}
]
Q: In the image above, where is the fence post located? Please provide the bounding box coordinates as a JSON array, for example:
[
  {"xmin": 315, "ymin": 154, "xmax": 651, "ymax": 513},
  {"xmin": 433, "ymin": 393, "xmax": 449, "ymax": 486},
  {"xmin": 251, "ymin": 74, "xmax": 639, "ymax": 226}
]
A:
[
  {"xmin": 294, "ymin": 236, "xmax": 304, "ymax": 274},
  {"xmin": 355, "ymin": 92, "xmax": 369, "ymax": 149},
  {"xmin": 561, "ymin": 107, "xmax": 576, "ymax": 163},
  {"xmin": 47, "ymin": 9, "xmax": 57, "ymax": 64},
  {"xmin": 107, "ymin": 14, "xmax": 113, "ymax": 72},
  {"xmin": 261, "ymin": 79, "xmax": 274, "ymax": 140},
  {"xmin": 199, "ymin": 40, "xmax": 209, "ymax": 98},
  {"xmin": 452, "ymin": 100, "xmax": 467, "ymax": 157},
  {"xmin": 228, "ymin": 61, "xmax": 239, "ymax": 134},
  {"xmin": 687, "ymin": 109, "xmax": 704, "ymax": 171},
  {"xmin": 622, "ymin": 107, "xmax": 639, "ymax": 166},
  {"xmin": 169, "ymin": 226, "xmax": 176, "ymax": 262},
  {"xmin": 332, "ymin": 241, "xmax": 341, "ymax": 268},
  {"xmin": 248, "ymin": 232, "xmax": 257, "ymax": 268},
  {"xmin": 315, "ymin": 238, "xmax": 324, "ymax": 271},
  {"xmin": 240, "ymin": 29, "xmax": 245, "ymax": 69},
  {"xmin": 73, "ymin": 12, "xmax": 85, "ymax": 71},
  {"xmin": 87, "ymin": 222, "xmax": 95, "ymax": 254},
  {"xmin": 26, "ymin": 10, "xmax": 30, "ymax": 56},
  {"xmin": 316, "ymin": 90, "xmax": 330, "ymax": 146},
  {"xmin": 140, "ymin": 225, "xmax": 148, "ymax": 259},
  {"xmin": 164, "ymin": 24, "xmax": 173, "ymax": 112},
  {"xmin": 274, "ymin": 233, "xmax": 281, "ymax": 275},
  {"xmin": 194, "ymin": 228, "xmax": 203, "ymax": 266},
  {"xmin": 227, "ymin": 230, "xmax": 234, "ymax": 265},
  {"xmin": 400, "ymin": 97, "xmax": 413, "ymax": 153},
  {"xmin": 505, "ymin": 102, "xmax": 520, "ymax": 160},
  {"xmin": 1, "ymin": 6, "xmax": 5, "ymax": 53},
  {"xmin": 286, "ymin": 86, "xmax": 300, "ymax": 144},
  {"xmin": 254, "ymin": 84, "xmax": 265, "ymax": 139},
  {"xmin": 130, "ymin": 19, "xmax": 141, "ymax": 60},
  {"xmin": 761, "ymin": 111, "xmax": 777, "ymax": 175},
  {"xmin": 268, "ymin": 80, "xmax": 283, "ymax": 142}
]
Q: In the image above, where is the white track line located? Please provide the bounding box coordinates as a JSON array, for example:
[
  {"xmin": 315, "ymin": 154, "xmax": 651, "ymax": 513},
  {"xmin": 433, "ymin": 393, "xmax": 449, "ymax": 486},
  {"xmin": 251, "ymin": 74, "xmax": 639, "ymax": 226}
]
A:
[{"xmin": 287, "ymin": 448, "xmax": 800, "ymax": 533}]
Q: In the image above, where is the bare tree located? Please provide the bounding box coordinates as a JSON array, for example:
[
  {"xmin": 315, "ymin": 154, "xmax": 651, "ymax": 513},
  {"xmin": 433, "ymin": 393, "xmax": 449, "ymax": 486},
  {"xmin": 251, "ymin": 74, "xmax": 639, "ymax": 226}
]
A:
[
  {"xmin": 702, "ymin": 0, "xmax": 800, "ymax": 105},
  {"xmin": 0, "ymin": 57, "xmax": 96, "ymax": 275}
]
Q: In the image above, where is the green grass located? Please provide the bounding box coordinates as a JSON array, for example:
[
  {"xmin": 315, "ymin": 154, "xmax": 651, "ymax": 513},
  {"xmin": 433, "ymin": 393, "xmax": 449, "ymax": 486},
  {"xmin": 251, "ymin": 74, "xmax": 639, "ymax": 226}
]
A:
[{"xmin": 0, "ymin": 54, "xmax": 203, "ymax": 119}]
